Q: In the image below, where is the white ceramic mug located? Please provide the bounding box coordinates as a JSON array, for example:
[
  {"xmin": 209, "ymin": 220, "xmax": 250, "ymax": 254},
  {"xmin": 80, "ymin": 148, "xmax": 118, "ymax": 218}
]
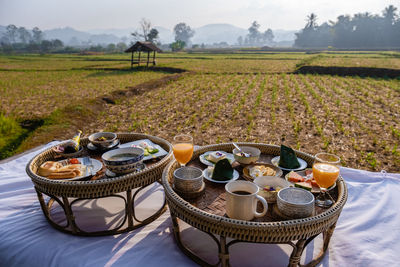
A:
[{"xmin": 225, "ymin": 180, "xmax": 268, "ymax": 220}]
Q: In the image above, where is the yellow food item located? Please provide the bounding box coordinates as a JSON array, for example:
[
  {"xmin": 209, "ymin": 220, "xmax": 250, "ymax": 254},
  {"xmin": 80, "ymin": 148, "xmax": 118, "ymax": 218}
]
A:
[{"xmin": 249, "ymin": 165, "xmax": 276, "ymax": 178}]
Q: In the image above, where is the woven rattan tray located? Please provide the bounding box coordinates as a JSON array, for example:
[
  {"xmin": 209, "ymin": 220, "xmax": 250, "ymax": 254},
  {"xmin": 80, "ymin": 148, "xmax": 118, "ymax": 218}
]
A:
[
  {"xmin": 162, "ymin": 143, "xmax": 348, "ymax": 266},
  {"xmin": 27, "ymin": 133, "xmax": 173, "ymax": 198},
  {"xmin": 26, "ymin": 133, "xmax": 173, "ymax": 236}
]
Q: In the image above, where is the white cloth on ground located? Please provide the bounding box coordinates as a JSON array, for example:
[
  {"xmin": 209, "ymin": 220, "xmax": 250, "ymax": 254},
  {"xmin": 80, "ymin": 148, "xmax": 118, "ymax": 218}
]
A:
[{"xmin": 0, "ymin": 142, "xmax": 399, "ymax": 266}]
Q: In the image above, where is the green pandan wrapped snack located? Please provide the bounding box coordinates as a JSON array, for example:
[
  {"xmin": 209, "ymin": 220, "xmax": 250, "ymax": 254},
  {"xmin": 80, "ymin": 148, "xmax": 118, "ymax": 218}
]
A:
[
  {"xmin": 212, "ymin": 158, "xmax": 233, "ymax": 181},
  {"xmin": 279, "ymin": 145, "xmax": 300, "ymax": 169}
]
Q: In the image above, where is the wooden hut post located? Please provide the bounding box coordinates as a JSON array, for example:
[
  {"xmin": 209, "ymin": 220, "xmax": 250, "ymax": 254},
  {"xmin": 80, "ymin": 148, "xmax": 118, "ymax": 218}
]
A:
[
  {"xmin": 153, "ymin": 51, "xmax": 156, "ymax": 65},
  {"xmin": 131, "ymin": 51, "xmax": 134, "ymax": 68},
  {"xmin": 138, "ymin": 50, "xmax": 141, "ymax": 66},
  {"xmin": 147, "ymin": 51, "xmax": 150, "ymax": 67}
]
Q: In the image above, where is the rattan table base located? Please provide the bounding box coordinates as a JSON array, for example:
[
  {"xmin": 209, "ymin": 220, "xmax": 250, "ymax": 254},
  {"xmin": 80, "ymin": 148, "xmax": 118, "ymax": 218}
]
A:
[
  {"xmin": 171, "ymin": 214, "xmax": 337, "ymax": 267},
  {"xmin": 35, "ymin": 182, "xmax": 167, "ymax": 236},
  {"xmin": 162, "ymin": 143, "xmax": 348, "ymax": 267}
]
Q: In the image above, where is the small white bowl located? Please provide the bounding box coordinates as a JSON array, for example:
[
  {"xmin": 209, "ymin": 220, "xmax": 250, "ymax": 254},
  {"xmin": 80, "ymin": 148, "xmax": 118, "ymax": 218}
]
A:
[
  {"xmin": 253, "ymin": 176, "xmax": 290, "ymax": 203},
  {"xmin": 277, "ymin": 187, "xmax": 315, "ymax": 219},
  {"xmin": 232, "ymin": 146, "xmax": 261, "ymax": 165},
  {"xmin": 89, "ymin": 132, "xmax": 117, "ymax": 148}
]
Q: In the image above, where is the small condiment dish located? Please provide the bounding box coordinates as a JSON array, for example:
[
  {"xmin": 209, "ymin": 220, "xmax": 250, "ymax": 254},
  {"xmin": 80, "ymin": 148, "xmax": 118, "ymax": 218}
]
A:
[
  {"xmin": 277, "ymin": 187, "xmax": 315, "ymax": 218},
  {"xmin": 53, "ymin": 141, "xmax": 84, "ymax": 158},
  {"xmin": 253, "ymin": 176, "xmax": 290, "ymax": 203},
  {"xmin": 232, "ymin": 146, "xmax": 261, "ymax": 165},
  {"xmin": 89, "ymin": 132, "xmax": 117, "ymax": 148}
]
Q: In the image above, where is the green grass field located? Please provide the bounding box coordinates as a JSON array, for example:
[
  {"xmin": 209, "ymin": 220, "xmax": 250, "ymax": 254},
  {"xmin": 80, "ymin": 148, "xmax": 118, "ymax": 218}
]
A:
[{"xmin": 1, "ymin": 51, "xmax": 399, "ymax": 171}]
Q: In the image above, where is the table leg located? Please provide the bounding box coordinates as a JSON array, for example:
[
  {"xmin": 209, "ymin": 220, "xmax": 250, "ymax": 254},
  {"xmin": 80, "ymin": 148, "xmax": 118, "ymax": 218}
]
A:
[
  {"xmin": 171, "ymin": 214, "xmax": 220, "ymax": 267},
  {"xmin": 131, "ymin": 183, "xmax": 167, "ymax": 227},
  {"xmin": 288, "ymin": 239, "xmax": 306, "ymax": 267},
  {"xmin": 62, "ymin": 196, "xmax": 78, "ymax": 234},
  {"xmin": 300, "ymin": 223, "xmax": 337, "ymax": 267},
  {"xmin": 219, "ymin": 236, "xmax": 230, "ymax": 267},
  {"xmin": 126, "ymin": 189, "xmax": 134, "ymax": 228}
]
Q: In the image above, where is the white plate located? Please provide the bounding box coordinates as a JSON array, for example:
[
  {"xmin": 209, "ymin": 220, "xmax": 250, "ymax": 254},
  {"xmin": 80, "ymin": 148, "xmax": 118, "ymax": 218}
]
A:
[
  {"xmin": 202, "ymin": 168, "xmax": 239, "ymax": 184},
  {"xmin": 271, "ymin": 156, "xmax": 308, "ymax": 171},
  {"xmin": 199, "ymin": 151, "xmax": 235, "ymax": 166},
  {"xmin": 284, "ymin": 169, "xmax": 336, "ymax": 193},
  {"xmin": 58, "ymin": 157, "xmax": 103, "ymax": 181},
  {"xmin": 119, "ymin": 139, "xmax": 168, "ymax": 161}
]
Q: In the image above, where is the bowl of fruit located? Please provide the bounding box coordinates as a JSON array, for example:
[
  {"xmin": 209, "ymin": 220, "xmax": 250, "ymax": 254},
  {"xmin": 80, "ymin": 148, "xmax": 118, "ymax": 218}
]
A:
[{"xmin": 253, "ymin": 176, "xmax": 290, "ymax": 203}]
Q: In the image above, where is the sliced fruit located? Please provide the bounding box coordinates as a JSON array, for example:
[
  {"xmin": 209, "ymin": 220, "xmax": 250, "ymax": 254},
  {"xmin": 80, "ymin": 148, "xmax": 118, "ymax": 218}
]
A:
[
  {"xmin": 294, "ymin": 182, "xmax": 312, "ymax": 191},
  {"xmin": 310, "ymin": 179, "xmax": 319, "ymax": 187},
  {"xmin": 288, "ymin": 171, "xmax": 305, "ymax": 183}
]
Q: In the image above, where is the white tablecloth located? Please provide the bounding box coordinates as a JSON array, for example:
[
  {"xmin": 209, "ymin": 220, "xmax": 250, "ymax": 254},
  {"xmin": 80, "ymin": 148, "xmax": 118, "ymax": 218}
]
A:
[{"xmin": 1, "ymin": 142, "xmax": 399, "ymax": 266}]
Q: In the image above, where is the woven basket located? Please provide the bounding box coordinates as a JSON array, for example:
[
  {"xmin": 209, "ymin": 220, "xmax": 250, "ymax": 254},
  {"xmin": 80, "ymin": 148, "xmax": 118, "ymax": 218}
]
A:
[
  {"xmin": 162, "ymin": 143, "xmax": 348, "ymax": 243},
  {"xmin": 173, "ymin": 166, "xmax": 203, "ymax": 192},
  {"xmin": 26, "ymin": 133, "xmax": 173, "ymax": 198}
]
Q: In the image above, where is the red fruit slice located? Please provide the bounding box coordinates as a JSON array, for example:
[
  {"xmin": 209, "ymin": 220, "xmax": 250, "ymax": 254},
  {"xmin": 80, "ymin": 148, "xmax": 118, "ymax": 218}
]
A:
[
  {"xmin": 311, "ymin": 179, "xmax": 319, "ymax": 187},
  {"xmin": 288, "ymin": 171, "xmax": 305, "ymax": 183}
]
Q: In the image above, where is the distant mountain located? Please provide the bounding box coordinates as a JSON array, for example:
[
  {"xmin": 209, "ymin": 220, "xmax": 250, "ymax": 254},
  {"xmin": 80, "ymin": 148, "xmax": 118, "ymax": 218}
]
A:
[
  {"xmin": 83, "ymin": 24, "xmax": 296, "ymax": 46},
  {"xmin": 87, "ymin": 27, "xmax": 135, "ymax": 37},
  {"xmin": 192, "ymin": 24, "xmax": 247, "ymax": 45},
  {"xmin": 0, "ymin": 24, "xmax": 297, "ymax": 47},
  {"xmin": 155, "ymin": 26, "xmax": 174, "ymax": 44},
  {"xmin": 44, "ymin": 27, "xmax": 91, "ymax": 45}
]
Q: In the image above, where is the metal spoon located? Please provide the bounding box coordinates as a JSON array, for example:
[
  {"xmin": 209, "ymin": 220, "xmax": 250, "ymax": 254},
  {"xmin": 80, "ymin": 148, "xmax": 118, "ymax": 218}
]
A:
[{"xmin": 232, "ymin": 143, "xmax": 250, "ymax": 157}]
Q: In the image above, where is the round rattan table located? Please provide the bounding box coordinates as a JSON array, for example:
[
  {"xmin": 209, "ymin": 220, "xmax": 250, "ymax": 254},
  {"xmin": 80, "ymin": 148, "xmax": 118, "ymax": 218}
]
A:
[
  {"xmin": 26, "ymin": 133, "xmax": 173, "ymax": 236},
  {"xmin": 162, "ymin": 143, "xmax": 348, "ymax": 267}
]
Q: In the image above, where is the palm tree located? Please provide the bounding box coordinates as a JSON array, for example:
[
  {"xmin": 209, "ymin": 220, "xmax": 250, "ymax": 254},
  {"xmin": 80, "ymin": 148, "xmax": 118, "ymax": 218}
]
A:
[
  {"xmin": 383, "ymin": 5, "xmax": 398, "ymax": 24},
  {"xmin": 306, "ymin": 13, "xmax": 318, "ymax": 29}
]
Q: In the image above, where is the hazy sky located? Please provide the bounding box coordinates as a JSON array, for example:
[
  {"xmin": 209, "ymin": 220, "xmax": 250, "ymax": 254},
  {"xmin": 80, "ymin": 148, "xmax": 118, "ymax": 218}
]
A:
[{"xmin": 0, "ymin": 0, "xmax": 397, "ymax": 31}]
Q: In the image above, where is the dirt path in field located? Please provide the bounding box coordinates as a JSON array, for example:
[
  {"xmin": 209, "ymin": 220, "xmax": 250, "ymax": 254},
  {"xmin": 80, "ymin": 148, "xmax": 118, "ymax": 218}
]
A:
[{"xmin": 16, "ymin": 70, "xmax": 194, "ymax": 153}]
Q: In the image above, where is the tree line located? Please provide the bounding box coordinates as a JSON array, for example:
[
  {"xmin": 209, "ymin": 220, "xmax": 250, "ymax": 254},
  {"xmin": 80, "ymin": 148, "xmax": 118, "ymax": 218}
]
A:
[
  {"xmin": 237, "ymin": 21, "xmax": 274, "ymax": 47},
  {"xmin": 0, "ymin": 25, "xmax": 129, "ymax": 54},
  {"xmin": 0, "ymin": 25, "xmax": 64, "ymax": 53},
  {"xmin": 2, "ymin": 5, "xmax": 399, "ymax": 54},
  {"xmin": 130, "ymin": 18, "xmax": 195, "ymax": 51},
  {"xmin": 295, "ymin": 5, "xmax": 400, "ymax": 48}
]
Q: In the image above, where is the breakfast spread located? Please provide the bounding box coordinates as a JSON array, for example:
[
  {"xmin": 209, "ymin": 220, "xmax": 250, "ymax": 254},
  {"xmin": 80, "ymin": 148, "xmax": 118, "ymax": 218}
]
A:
[
  {"xmin": 249, "ymin": 165, "xmax": 276, "ymax": 178},
  {"xmin": 38, "ymin": 159, "xmax": 84, "ymax": 179}
]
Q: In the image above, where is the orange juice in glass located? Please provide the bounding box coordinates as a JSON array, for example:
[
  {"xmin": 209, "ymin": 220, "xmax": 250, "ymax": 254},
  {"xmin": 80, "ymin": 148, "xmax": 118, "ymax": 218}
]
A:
[
  {"xmin": 313, "ymin": 152, "xmax": 340, "ymax": 208},
  {"xmin": 173, "ymin": 134, "xmax": 193, "ymax": 166},
  {"xmin": 313, "ymin": 163, "xmax": 339, "ymax": 189}
]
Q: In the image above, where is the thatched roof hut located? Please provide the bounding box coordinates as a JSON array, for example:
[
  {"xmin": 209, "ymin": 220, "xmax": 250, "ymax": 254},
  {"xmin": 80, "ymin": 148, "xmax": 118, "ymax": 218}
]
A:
[{"xmin": 125, "ymin": 41, "xmax": 162, "ymax": 67}]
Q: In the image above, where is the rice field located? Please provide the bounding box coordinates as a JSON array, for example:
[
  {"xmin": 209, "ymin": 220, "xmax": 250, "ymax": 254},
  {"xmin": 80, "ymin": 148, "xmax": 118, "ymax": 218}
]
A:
[{"xmin": 0, "ymin": 51, "xmax": 399, "ymax": 172}]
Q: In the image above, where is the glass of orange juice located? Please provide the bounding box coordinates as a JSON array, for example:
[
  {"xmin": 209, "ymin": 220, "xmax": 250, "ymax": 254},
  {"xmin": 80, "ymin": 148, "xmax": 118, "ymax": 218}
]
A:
[
  {"xmin": 313, "ymin": 152, "xmax": 340, "ymax": 208},
  {"xmin": 172, "ymin": 134, "xmax": 194, "ymax": 166}
]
